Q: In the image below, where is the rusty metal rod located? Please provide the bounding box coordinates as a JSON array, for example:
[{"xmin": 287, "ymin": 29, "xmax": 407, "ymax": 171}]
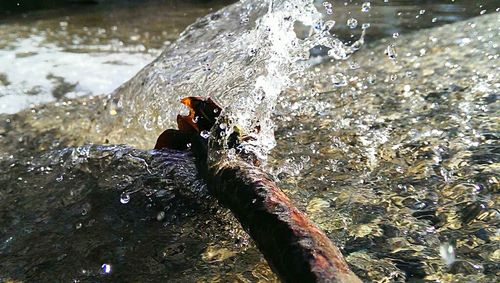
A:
[
  {"xmin": 208, "ymin": 158, "xmax": 362, "ymax": 283},
  {"xmin": 155, "ymin": 97, "xmax": 362, "ymax": 282}
]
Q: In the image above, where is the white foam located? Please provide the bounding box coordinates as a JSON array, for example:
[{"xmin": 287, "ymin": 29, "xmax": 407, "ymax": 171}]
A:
[{"xmin": 0, "ymin": 35, "xmax": 156, "ymax": 114}]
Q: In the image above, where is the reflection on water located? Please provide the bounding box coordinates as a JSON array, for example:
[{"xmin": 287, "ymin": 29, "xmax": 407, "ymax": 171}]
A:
[{"xmin": 0, "ymin": 0, "xmax": 499, "ymax": 282}]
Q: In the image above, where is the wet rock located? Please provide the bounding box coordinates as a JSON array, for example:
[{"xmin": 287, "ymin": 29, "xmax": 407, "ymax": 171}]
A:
[{"xmin": 449, "ymin": 260, "xmax": 484, "ymax": 275}]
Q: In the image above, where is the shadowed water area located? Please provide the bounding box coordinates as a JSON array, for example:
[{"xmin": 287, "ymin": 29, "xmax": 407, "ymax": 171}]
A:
[{"xmin": 0, "ymin": 0, "xmax": 499, "ymax": 282}]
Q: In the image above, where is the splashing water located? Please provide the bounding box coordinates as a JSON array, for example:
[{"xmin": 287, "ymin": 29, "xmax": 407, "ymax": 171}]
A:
[
  {"xmin": 99, "ymin": 0, "xmax": 363, "ymax": 160},
  {"xmin": 0, "ymin": 1, "xmax": 498, "ymax": 282}
]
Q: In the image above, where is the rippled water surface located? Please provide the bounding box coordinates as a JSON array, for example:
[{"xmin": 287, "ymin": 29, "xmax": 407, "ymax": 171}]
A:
[{"xmin": 0, "ymin": 0, "xmax": 499, "ymax": 282}]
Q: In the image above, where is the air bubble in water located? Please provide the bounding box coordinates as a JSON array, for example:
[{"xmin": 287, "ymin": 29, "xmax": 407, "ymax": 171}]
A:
[
  {"xmin": 347, "ymin": 18, "xmax": 358, "ymax": 29},
  {"xmin": 419, "ymin": 9, "xmax": 426, "ymax": 15},
  {"xmin": 480, "ymin": 10, "xmax": 486, "ymax": 15},
  {"xmin": 392, "ymin": 32, "xmax": 399, "ymax": 39},
  {"xmin": 56, "ymin": 175, "xmax": 64, "ymax": 182},
  {"xmin": 432, "ymin": 17, "xmax": 437, "ymax": 23},
  {"xmin": 361, "ymin": 2, "xmax": 371, "ymax": 13},
  {"xmin": 361, "ymin": 23, "xmax": 370, "ymax": 30},
  {"xmin": 200, "ymin": 130, "xmax": 210, "ymax": 139},
  {"xmin": 192, "ymin": 116, "xmax": 199, "ymax": 123},
  {"xmin": 120, "ymin": 193, "xmax": 130, "ymax": 204}
]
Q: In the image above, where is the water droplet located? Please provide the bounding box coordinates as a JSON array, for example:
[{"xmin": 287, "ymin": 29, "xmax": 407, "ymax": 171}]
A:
[
  {"xmin": 331, "ymin": 73, "xmax": 348, "ymax": 87},
  {"xmin": 480, "ymin": 10, "xmax": 486, "ymax": 15},
  {"xmin": 56, "ymin": 175, "xmax": 64, "ymax": 182},
  {"xmin": 120, "ymin": 193, "xmax": 130, "ymax": 204},
  {"xmin": 186, "ymin": 143, "xmax": 192, "ymax": 148},
  {"xmin": 349, "ymin": 61, "xmax": 360, "ymax": 69},
  {"xmin": 157, "ymin": 211, "xmax": 165, "ymax": 221},
  {"xmin": 240, "ymin": 15, "xmax": 249, "ymax": 24},
  {"xmin": 361, "ymin": 23, "xmax": 370, "ymax": 30},
  {"xmin": 327, "ymin": 44, "xmax": 348, "ymax": 60},
  {"xmin": 367, "ymin": 74, "xmax": 376, "ymax": 84},
  {"xmin": 101, "ymin": 263, "xmax": 112, "ymax": 274},
  {"xmin": 75, "ymin": 223, "xmax": 82, "ymax": 229},
  {"xmin": 322, "ymin": 2, "xmax": 333, "ymax": 15},
  {"xmin": 432, "ymin": 17, "xmax": 437, "ymax": 23},
  {"xmin": 200, "ymin": 130, "xmax": 210, "ymax": 139},
  {"xmin": 323, "ymin": 20, "xmax": 336, "ymax": 31},
  {"xmin": 213, "ymin": 108, "xmax": 219, "ymax": 114},
  {"xmin": 361, "ymin": 2, "xmax": 371, "ymax": 13},
  {"xmin": 248, "ymin": 48, "xmax": 257, "ymax": 57},
  {"xmin": 192, "ymin": 116, "xmax": 199, "ymax": 123},
  {"xmin": 392, "ymin": 32, "xmax": 399, "ymax": 39},
  {"xmin": 419, "ymin": 9, "xmax": 426, "ymax": 15},
  {"xmin": 385, "ymin": 44, "xmax": 397, "ymax": 60},
  {"xmin": 440, "ymin": 242, "xmax": 456, "ymax": 267},
  {"xmin": 347, "ymin": 18, "xmax": 358, "ymax": 29}
]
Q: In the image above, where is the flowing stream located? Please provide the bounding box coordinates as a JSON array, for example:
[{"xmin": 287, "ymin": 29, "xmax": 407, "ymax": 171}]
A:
[{"xmin": 0, "ymin": 0, "xmax": 499, "ymax": 282}]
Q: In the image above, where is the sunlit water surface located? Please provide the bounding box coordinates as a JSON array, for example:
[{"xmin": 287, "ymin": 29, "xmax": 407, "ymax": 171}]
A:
[
  {"xmin": 0, "ymin": 0, "xmax": 233, "ymax": 114},
  {"xmin": 0, "ymin": 0, "xmax": 499, "ymax": 282}
]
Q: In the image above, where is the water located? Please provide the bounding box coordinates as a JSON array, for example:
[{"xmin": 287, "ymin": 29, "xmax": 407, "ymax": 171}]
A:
[
  {"xmin": 0, "ymin": 145, "xmax": 265, "ymax": 281},
  {"xmin": 270, "ymin": 13, "xmax": 499, "ymax": 280},
  {"xmin": 1, "ymin": 0, "xmax": 499, "ymax": 282},
  {"xmin": 0, "ymin": 0, "xmax": 233, "ymax": 114}
]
